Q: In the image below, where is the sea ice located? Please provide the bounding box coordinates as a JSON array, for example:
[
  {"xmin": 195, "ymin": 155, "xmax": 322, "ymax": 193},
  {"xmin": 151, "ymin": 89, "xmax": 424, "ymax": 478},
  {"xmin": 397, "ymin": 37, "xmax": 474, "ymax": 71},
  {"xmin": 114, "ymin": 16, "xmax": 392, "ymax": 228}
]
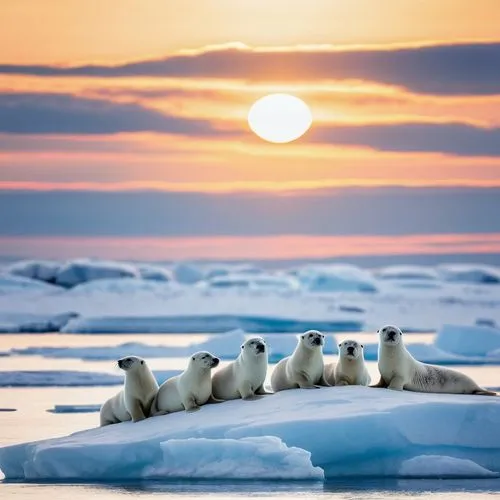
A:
[
  {"xmin": 9, "ymin": 331, "xmax": 333, "ymax": 362},
  {"xmin": 363, "ymin": 341, "xmax": 500, "ymax": 365},
  {"xmin": 435, "ymin": 324, "xmax": 500, "ymax": 357},
  {"xmin": 144, "ymin": 437, "xmax": 324, "ymax": 480},
  {"xmin": 48, "ymin": 405, "xmax": 101, "ymax": 414},
  {"xmin": 0, "ymin": 369, "xmax": 179, "ymax": 387},
  {"xmin": 136, "ymin": 264, "xmax": 173, "ymax": 282},
  {"xmin": 296, "ymin": 264, "xmax": 378, "ymax": 293},
  {"xmin": 399, "ymin": 455, "xmax": 499, "ymax": 478},
  {"xmin": 0, "ymin": 387, "xmax": 498, "ymax": 481},
  {"xmin": 0, "ymin": 370, "xmax": 123, "ymax": 387},
  {"xmin": 375, "ymin": 265, "xmax": 439, "ymax": 281},
  {"xmin": 6, "ymin": 260, "xmax": 61, "ymax": 284},
  {"xmin": 438, "ymin": 264, "xmax": 500, "ymax": 284},
  {"xmin": 54, "ymin": 259, "xmax": 140, "ymax": 288}
]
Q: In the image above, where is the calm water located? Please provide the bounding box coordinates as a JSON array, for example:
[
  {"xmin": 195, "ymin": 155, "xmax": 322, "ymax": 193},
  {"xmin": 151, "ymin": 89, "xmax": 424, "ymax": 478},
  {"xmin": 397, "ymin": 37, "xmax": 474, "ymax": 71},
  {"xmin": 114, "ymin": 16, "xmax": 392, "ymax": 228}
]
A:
[{"xmin": 1, "ymin": 332, "xmax": 500, "ymax": 499}]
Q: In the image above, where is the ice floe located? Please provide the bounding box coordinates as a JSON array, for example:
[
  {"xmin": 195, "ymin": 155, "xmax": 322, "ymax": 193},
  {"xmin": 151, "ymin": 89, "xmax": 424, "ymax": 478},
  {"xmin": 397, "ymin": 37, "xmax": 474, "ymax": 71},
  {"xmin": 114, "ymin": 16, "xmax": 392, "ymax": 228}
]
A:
[
  {"xmin": 54, "ymin": 259, "xmax": 140, "ymax": 288},
  {"xmin": 435, "ymin": 324, "xmax": 500, "ymax": 357},
  {"xmin": 0, "ymin": 387, "xmax": 498, "ymax": 481},
  {"xmin": 399, "ymin": 455, "xmax": 499, "ymax": 479}
]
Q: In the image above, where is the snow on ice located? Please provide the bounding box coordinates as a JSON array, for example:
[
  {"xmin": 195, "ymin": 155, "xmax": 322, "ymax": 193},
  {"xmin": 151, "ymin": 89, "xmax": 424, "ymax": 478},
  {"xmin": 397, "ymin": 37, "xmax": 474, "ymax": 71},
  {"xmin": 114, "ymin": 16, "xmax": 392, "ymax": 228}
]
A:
[{"xmin": 0, "ymin": 387, "xmax": 499, "ymax": 481}]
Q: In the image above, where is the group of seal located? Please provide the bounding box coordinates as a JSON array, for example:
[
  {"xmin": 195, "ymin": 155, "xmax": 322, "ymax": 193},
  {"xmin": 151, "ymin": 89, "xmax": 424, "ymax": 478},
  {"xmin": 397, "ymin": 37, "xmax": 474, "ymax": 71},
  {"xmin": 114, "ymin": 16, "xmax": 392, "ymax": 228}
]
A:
[{"xmin": 100, "ymin": 325, "xmax": 496, "ymax": 426}]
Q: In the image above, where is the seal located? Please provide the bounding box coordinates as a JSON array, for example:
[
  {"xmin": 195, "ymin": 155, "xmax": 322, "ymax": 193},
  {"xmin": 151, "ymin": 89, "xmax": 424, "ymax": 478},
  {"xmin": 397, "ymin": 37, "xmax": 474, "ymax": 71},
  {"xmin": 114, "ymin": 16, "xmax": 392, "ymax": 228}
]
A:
[
  {"xmin": 212, "ymin": 337, "xmax": 271, "ymax": 401},
  {"xmin": 151, "ymin": 351, "xmax": 220, "ymax": 414},
  {"xmin": 100, "ymin": 356, "xmax": 159, "ymax": 426},
  {"xmin": 325, "ymin": 339, "xmax": 370, "ymax": 386},
  {"xmin": 372, "ymin": 325, "xmax": 497, "ymax": 395},
  {"xmin": 271, "ymin": 330, "xmax": 329, "ymax": 392}
]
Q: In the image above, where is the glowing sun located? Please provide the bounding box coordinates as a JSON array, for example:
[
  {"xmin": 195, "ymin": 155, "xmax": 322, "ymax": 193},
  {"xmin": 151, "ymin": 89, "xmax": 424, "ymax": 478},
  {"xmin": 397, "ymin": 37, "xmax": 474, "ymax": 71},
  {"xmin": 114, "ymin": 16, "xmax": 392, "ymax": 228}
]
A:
[{"xmin": 248, "ymin": 93, "xmax": 312, "ymax": 143}]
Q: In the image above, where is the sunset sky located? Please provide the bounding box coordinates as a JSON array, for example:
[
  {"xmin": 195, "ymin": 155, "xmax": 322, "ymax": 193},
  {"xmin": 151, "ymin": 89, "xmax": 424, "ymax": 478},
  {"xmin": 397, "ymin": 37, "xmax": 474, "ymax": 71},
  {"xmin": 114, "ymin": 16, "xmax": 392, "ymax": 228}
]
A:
[{"xmin": 1, "ymin": 0, "xmax": 500, "ymax": 261}]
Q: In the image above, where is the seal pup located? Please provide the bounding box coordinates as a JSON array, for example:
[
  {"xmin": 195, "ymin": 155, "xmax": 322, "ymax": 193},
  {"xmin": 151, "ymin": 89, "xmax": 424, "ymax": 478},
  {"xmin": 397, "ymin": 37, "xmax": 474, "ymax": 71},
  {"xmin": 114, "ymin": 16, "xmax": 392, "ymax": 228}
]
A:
[
  {"xmin": 372, "ymin": 325, "xmax": 497, "ymax": 395},
  {"xmin": 151, "ymin": 351, "xmax": 220, "ymax": 414},
  {"xmin": 325, "ymin": 339, "xmax": 370, "ymax": 386},
  {"xmin": 100, "ymin": 356, "xmax": 159, "ymax": 426},
  {"xmin": 212, "ymin": 337, "xmax": 271, "ymax": 401},
  {"xmin": 271, "ymin": 330, "xmax": 329, "ymax": 392}
]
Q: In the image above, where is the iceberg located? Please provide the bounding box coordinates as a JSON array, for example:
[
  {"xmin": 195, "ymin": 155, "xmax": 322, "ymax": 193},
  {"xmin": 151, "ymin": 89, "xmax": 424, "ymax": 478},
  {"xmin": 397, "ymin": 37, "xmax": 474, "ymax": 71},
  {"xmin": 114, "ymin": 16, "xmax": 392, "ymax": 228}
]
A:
[
  {"xmin": 144, "ymin": 437, "xmax": 324, "ymax": 480},
  {"xmin": 5, "ymin": 260, "xmax": 61, "ymax": 284},
  {"xmin": 435, "ymin": 324, "xmax": 500, "ymax": 357},
  {"xmin": 0, "ymin": 387, "xmax": 498, "ymax": 481},
  {"xmin": 61, "ymin": 314, "xmax": 362, "ymax": 334},
  {"xmin": 198, "ymin": 273, "xmax": 301, "ymax": 293},
  {"xmin": 438, "ymin": 264, "xmax": 500, "ymax": 285},
  {"xmin": 399, "ymin": 455, "xmax": 499, "ymax": 478},
  {"xmin": 0, "ymin": 274, "xmax": 59, "ymax": 296},
  {"xmin": 296, "ymin": 264, "xmax": 378, "ymax": 293},
  {"xmin": 0, "ymin": 312, "xmax": 78, "ymax": 334},
  {"xmin": 376, "ymin": 265, "xmax": 440, "ymax": 281},
  {"xmin": 54, "ymin": 259, "xmax": 140, "ymax": 288},
  {"xmin": 136, "ymin": 264, "xmax": 173, "ymax": 282}
]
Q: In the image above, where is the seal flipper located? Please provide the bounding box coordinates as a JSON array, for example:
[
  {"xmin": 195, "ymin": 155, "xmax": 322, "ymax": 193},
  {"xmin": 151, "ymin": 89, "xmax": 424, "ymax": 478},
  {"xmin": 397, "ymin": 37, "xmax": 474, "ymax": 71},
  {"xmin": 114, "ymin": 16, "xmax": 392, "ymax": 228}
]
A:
[
  {"xmin": 255, "ymin": 384, "xmax": 273, "ymax": 395},
  {"xmin": 473, "ymin": 389, "xmax": 497, "ymax": 396},
  {"xmin": 206, "ymin": 394, "xmax": 225, "ymax": 404},
  {"xmin": 369, "ymin": 376, "xmax": 388, "ymax": 388},
  {"xmin": 318, "ymin": 373, "xmax": 331, "ymax": 387}
]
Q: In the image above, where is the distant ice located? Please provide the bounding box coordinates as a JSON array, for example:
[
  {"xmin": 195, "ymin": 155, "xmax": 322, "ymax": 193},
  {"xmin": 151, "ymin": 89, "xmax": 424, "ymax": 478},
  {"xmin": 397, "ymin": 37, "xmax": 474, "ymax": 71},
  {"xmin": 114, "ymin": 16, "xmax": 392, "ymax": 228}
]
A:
[
  {"xmin": 1, "ymin": 387, "xmax": 498, "ymax": 481},
  {"xmin": 0, "ymin": 369, "xmax": 179, "ymax": 387},
  {"xmin": 0, "ymin": 312, "xmax": 78, "ymax": 334},
  {"xmin": 435, "ymin": 324, "xmax": 500, "ymax": 357},
  {"xmin": 65, "ymin": 278, "xmax": 180, "ymax": 297},
  {"xmin": 198, "ymin": 273, "xmax": 301, "ymax": 294},
  {"xmin": 2, "ymin": 259, "xmax": 500, "ymax": 334},
  {"xmin": 9, "ymin": 330, "xmax": 333, "ymax": 361},
  {"xmin": 363, "ymin": 341, "xmax": 500, "ymax": 365},
  {"xmin": 55, "ymin": 259, "xmax": 140, "ymax": 288},
  {"xmin": 376, "ymin": 265, "xmax": 439, "ymax": 281},
  {"xmin": 0, "ymin": 274, "xmax": 59, "ymax": 296},
  {"xmin": 297, "ymin": 264, "xmax": 378, "ymax": 293},
  {"xmin": 5, "ymin": 260, "xmax": 61, "ymax": 284},
  {"xmin": 399, "ymin": 455, "xmax": 499, "ymax": 478},
  {"xmin": 0, "ymin": 370, "xmax": 123, "ymax": 387},
  {"xmin": 438, "ymin": 264, "xmax": 500, "ymax": 284},
  {"xmin": 136, "ymin": 264, "xmax": 173, "ymax": 282},
  {"xmin": 172, "ymin": 262, "xmax": 204, "ymax": 284},
  {"xmin": 60, "ymin": 314, "xmax": 362, "ymax": 334},
  {"xmin": 144, "ymin": 437, "xmax": 324, "ymax": 480},
  {"xmin": 48, "ymin": 405, "xmax": 101, "ymax": 414}
]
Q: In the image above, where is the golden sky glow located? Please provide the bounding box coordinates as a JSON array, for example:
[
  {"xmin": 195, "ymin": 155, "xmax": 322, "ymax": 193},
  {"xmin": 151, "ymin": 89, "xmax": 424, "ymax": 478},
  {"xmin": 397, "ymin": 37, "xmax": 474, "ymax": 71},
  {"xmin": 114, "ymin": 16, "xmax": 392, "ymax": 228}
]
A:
[{"xmin": 0, "ymin": 1, "xmax": 499, "ymax": 195}]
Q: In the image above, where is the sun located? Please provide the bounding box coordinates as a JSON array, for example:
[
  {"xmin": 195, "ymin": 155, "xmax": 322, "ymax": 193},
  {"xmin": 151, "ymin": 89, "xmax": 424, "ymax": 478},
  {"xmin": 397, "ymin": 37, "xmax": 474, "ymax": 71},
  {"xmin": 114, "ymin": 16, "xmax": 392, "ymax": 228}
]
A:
[{"xmin": 247, "ymin": 93, "xmax": 312, "ymax": 144}]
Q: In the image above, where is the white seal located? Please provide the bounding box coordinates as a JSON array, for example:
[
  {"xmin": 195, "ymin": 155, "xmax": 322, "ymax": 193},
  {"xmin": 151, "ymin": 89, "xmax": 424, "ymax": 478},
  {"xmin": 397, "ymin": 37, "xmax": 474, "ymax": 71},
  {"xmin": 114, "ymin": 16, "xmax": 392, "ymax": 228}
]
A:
[
  {"xmin": 100, "ymin": 356, "xmax": 159, "ymax": 426},
  {"xmin": 325, "ymin": 339, "xmax": 370, "ymax": 386},
  {"xmin": 372, "ymin": 325, "xmax": 497, "ymax": 395},
  {"xmin": 271, "ymin": 330, "xmax": 329, "ymax": 392},
  {"xmin": 151, "ymin": 351, "xmax": 220, "ymax": 414},
  {"xmin": 212, "ymin": 337, "xmax": 271, "ymax": 401}
]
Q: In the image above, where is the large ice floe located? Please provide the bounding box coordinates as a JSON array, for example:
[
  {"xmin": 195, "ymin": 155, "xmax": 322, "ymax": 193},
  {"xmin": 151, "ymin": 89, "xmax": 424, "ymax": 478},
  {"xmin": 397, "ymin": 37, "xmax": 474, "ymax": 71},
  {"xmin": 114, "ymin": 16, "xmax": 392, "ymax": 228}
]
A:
[{"xmin": 0, "ymin": 387, "xmax": 498, "ymax": 481}]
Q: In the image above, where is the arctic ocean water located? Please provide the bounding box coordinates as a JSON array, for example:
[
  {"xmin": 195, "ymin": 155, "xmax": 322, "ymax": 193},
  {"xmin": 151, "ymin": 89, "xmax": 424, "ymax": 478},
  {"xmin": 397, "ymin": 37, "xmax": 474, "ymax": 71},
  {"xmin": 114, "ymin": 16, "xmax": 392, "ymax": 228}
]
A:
[{"xmin": 1, "ymin": 333, "xmax": 500, "ymax": 500}]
